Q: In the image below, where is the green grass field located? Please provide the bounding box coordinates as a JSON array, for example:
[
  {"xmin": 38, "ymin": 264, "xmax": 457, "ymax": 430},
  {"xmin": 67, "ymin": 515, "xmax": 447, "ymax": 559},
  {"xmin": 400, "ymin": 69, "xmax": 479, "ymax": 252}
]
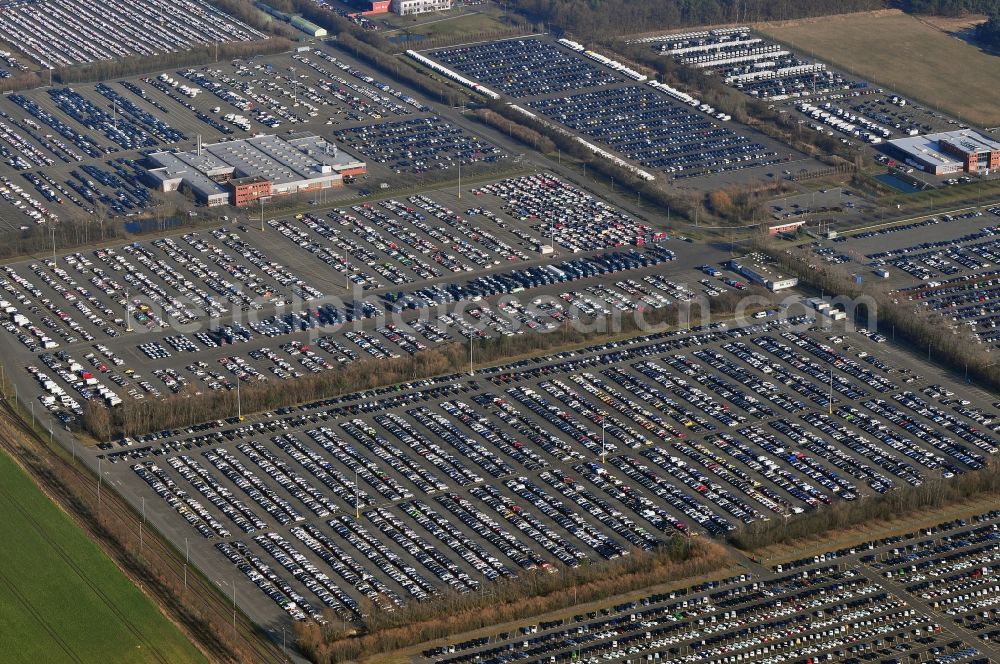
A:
[
  {"xmin": 382, "ymin": 5, "xmax": 516, "ymax": 41},
  {"xmin": 0, "ymin": 449, "xmax": 206, "ymax": 664},
  {"xmin": 758, "ymin": 10, "xmax": 1000, "ymax": 127}
]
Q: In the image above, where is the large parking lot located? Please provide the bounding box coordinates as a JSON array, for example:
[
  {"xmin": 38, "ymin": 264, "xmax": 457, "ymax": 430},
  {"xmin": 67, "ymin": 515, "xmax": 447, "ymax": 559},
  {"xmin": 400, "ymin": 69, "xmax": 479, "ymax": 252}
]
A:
[
  {"xmin": 0, "ymin": 172, "xmax": 704, "ymax": 424},
  {"xmin": 333, "ymin": 116, "xmax": 505, "ymax": 174},
  {"xmin": 0, "ymin": 43, "xmax": 504, "ymax": 227},
  {"xmin": 636, "ymin": 26, "xmax": 966, "ymax": 156},
  {"xmin": 419, "ymin": 36, "xmax": 806, "ymax": 182},
  {"xmin": 422, "ymin": 508, "xmax": 1000, "ymax": 664},
  {"xmin": 0, "ymin": 0, "xmax": 266, "ymax": 68},
  {"xmin": 807, "ymin": 208, "xmax": 1000, "ymax": 349},
  {"xmin": 57, "ymin": 304, "xmax": 1000, "ymax": 630},
  {"xmin": 428, "ymin": 38, "xmax": 623, "ymax": 98},
  {"xmin": 637, "ymin": 27, "xmax": 865, "ymax": 102},
  {"xmin": 527, "ymin": 85, "xmax": 780, "ymax": 179}
]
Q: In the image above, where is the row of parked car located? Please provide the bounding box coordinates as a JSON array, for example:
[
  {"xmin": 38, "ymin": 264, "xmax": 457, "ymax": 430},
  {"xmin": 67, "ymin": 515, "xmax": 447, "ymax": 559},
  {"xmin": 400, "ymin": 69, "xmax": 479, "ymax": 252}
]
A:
[
  {"xmin": 528, "ymin": 85, "xmax": 778, "ymax": 178},
  {"xmin": 108, "ymin": 312, "xmax": 1000, "ymax": 631},
  {"xmin": 472, "ymin": 174, "xmax": 667, "ymax": 253},
  {"xmin": 296, "ymin": 49, "xmax": 426, "ymax": 119},
  {"xmin": 428, "ymin": 510, "xmax": 1000, "ymax": 664},
  {"xmin": 0, "ymin": 0, "xmax": 264, "ymax": 68},
  {"xmin": 334, "ymin": 117, "xmax": 504, "ymax": 174},
  {"xmin": 855, "ymin": 215, "xmax": 1000, "ymax": 350},
  {"xmin": 430, "ymin": 38, "xmax": 621, "ymax": 99},
  {"xmin": 648, "ymin": 27, "xmax": 866, "ymax": 102}
]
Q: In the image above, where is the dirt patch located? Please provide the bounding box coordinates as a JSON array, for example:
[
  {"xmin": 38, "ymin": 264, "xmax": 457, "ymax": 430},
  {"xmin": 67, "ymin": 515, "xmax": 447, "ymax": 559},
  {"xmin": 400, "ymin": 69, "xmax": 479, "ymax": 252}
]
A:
[{"xmin": 917, "ymin": 12, "xmax": 987, "ymax": 34}]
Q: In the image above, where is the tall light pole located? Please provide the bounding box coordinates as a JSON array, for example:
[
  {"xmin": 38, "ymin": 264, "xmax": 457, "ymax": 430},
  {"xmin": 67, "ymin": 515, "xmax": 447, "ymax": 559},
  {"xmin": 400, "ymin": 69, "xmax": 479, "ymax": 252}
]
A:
[
  {"xmin": 355, "ymin": 467, "xmax": 360, "ymax": 519},
  {"xmin": 601, "ymin": 418, "xmax": 606, "ymax": 463},
  {"xmin": 259, "ymin": 195, "xmax": 271, "ymax": 232},
  {"xmin": 828, "ymin": 366, "xmax": 833, "ymax": 415},
  {"xmin": 125, "ymin": 287, "xmax": 133, "ymax": 332}
]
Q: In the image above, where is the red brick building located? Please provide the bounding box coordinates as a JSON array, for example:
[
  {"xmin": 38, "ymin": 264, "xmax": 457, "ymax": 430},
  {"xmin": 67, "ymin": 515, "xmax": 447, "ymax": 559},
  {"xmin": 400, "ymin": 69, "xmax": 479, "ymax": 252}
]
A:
[
  {"xmin": 939, "ymin": 132, "xmax": 1000, "ymax": 174},
  {"xmin": 230, "ymin": 176, "xmax": 272, "ymax": 207}
]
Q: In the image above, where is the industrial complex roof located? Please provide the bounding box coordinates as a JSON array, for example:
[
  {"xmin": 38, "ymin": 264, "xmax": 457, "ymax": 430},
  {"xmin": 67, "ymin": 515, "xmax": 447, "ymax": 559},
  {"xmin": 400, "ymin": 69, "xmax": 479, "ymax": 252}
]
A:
[
  {"xmin": 887, "ymin": 134, "xmax": 963, "ymax": 170},
  {"xmin": 934, "ymin": 129, "xmax": 1000, "ymax": 154},
  {"xmin": 146, "ymin": 133, "xmax": 363, "ymax": 201},
  {"xmin": 888, "ymin": 129, "xmax": 1000, "ymax": 169}
]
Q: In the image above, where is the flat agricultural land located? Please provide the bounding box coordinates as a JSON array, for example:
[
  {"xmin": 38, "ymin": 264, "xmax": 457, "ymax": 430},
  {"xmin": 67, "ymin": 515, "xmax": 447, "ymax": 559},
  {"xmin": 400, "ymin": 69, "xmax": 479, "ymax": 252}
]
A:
[
  {"xmin": 757, "ymin": 10, "xmax": 1000, "ymax": 127},
  {"xmin": 0, "ymin": 449, "xmax": 205, "ymax": 664}
]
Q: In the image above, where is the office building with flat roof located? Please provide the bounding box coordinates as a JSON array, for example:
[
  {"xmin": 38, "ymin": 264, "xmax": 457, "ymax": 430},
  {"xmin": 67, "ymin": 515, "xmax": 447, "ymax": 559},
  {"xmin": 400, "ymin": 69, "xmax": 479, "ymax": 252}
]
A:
[{"xmin": 886, "ymin": 130, "xmax": 1000, "ymax": 175}]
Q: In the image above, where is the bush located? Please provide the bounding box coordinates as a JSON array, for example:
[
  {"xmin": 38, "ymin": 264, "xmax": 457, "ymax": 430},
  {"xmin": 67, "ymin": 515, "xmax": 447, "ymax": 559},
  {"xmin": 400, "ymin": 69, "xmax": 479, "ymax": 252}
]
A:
[
  {"xmin": 472, "ymin": 109, "xmax": 556, "ymax": 153},
  {"xmin": 85, "ymin": 290, "xmax": 769, "ymax": 439},
  {"xmin": 730, "ymin": 461, "xmax": 1000, "ymax": 550},
  {"xmin": 295, "ymin": 537, "xmax": 730, "ymax": 662}
]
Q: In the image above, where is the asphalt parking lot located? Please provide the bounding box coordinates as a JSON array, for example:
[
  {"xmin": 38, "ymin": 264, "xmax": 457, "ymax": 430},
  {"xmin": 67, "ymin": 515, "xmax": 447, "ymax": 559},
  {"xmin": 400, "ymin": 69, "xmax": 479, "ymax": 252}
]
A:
[
  {"xmin": 0, "ymin": 41, "xmax": 508, "ymax": 228},
  {"xmin": 0, "ymin": 24, "xmax": 998, "ymax": 657},
  {"xmin": 420, "ymin": 35, "xmax": 819, "ymax": 184},
  {"xmin": 421, "ymin": 508, "xmax": 1000, "ymax": 664},
  {"xmin": 638, "ymin": 26, "xmax": 964, "ymax": 147},
  {"xmin": 0, "ymin": 170, "xmax": 709, "ymax": 424},
  {"xmin": 804, "ymin": 207, "xmax": 1000, "ymax": 349},
  {"xmin": 766, "ymin": 186, "xmax": 872, "ymax": 223},
  {"xmin": 637, "ymin": 27, "xmax": 866, "ymax": 103},
  {"xmin": 0, "ymin": 0, "xmax": 265, "ymax": 69},
  {"xmin": 527, "ymin": 85, "xmax": 782, "ymax": 180},
  {"xmin": 52, "ymin": 307, "xmax": 1000, "ymax": 632}
]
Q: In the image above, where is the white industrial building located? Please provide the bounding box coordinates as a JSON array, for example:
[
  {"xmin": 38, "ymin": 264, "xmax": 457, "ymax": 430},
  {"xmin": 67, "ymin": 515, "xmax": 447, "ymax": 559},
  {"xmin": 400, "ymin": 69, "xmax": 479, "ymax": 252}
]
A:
[
  {"xmin": 390, "ymin": 0, "xmax": 451, "ymax": 15},
  {"xmin": 727, "ymin": 259, "xmax": 798, "ymax": 291}
]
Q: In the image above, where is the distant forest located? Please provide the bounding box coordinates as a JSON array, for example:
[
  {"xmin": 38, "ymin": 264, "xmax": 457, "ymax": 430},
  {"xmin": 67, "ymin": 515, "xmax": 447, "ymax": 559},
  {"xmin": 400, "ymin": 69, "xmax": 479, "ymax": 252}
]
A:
[
  {"xmin": 895, "ymin": 0, "xmax": 999, "ymax": 15},
  {"xmin": 510, "ymin": 0, "xmax": 885, "ymax": 36},
  {"xmin": 897, "ymin": 0, "xmax": 1000, "ymax": 48},
  {"xmin": 977, "ymin": 11, "xmax": 1000, "ymax": 46},
  {"xmin": 507, "ymin": 0, "xmax": 1000, "ymax": 39}
]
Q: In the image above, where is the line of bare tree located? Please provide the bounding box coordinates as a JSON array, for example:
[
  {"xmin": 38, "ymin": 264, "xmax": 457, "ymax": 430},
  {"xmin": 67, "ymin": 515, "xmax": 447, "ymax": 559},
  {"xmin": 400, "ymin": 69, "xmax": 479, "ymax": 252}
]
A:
[
  {"xmin": 512, "ymin": 0, "xmax": 886, "ymax": 40},
  {"xmin": 333, "ymin": 33, "xmax": 469, "ymax": 107},
  {"xmin": 294, "ymin": 536, "xmax": 730, "ymax": 663},
  {"xmin": 51, "ymin": 38, "xmax": 294, "ymax": 85},
  {"xmin": 730, "ymin": 459, "xmax": 1000, "ymax": 550},
  {"xmin": 471, "ymin": 108, "xmax": 556, "ymax": 153},
  {"xmin": 755, "ymin": 237, "xmax": 1000, "ymax": 392},
  {"xmin": 484, "ymin": 102, "xmax": 702, "ymax": 223},
  {"xmin": 84, "ymin": 289, "xmax": 767, "ymax": 440}
]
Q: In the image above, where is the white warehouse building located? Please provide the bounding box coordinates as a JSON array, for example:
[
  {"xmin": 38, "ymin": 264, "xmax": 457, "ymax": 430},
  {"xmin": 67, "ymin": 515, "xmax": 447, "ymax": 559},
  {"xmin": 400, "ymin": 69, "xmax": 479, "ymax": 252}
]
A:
[{"xmin": 391, "ymin": 0, "xmax": 451, "ymax": 15}]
